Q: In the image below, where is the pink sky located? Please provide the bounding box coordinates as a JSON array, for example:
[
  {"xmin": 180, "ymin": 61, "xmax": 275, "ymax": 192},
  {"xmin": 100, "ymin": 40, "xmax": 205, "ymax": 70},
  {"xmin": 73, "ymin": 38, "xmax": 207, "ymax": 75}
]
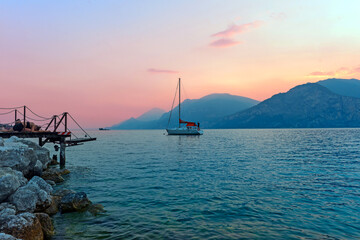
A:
[{"xmin": 1, "ymin": 1, "xmax": 360, "ymax": 128}]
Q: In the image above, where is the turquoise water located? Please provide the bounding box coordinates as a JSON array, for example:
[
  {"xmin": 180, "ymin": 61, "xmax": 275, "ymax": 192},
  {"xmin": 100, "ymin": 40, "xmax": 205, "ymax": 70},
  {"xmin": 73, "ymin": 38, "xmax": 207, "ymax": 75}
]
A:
[{"xmin": 52, "ymin": 129, "xmax": 360, "ymax": 239}]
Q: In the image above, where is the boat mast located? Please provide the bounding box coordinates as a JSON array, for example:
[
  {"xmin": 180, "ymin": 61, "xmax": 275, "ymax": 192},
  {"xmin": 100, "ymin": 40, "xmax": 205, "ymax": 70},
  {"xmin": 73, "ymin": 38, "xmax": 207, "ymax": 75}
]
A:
[{"xmin": 178, "ymin": 78, "xmax": 181, "ymax": 128}]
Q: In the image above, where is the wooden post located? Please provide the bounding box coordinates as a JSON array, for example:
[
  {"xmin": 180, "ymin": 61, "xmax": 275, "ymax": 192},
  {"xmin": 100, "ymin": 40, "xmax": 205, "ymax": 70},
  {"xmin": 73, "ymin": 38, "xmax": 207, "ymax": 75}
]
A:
[
  {"xmin": 54, "ymin": 116, "xmax": 57, "ymax": 131},
  {"xmin": 23, "ymin": 106, "xmax": 26, "ymax": 126},
  {"xmin": 39, "ymin": 138, "xmax": 43, "ymax": 146},
  {"xmin": 64, "ymin": 112, "xmax": 68, "ymax": 132},
  {"xmin": 14, "ymin": 109, "xmax": 17, "ymax": 122},
  {"xmin": 60, "ymin": 138, "xmax": 66, "ymax": 168}
]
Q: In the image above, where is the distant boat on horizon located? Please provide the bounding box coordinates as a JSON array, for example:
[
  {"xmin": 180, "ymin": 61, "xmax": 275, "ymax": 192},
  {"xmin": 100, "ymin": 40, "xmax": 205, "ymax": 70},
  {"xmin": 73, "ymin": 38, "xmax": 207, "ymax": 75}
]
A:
[
  {"xmin": 166, "ymin": 78, "xmax": 203, "ymax": 135},
  {"xmin": 99, "ymin": 128, "xmax": 110, "ymax": 131}
]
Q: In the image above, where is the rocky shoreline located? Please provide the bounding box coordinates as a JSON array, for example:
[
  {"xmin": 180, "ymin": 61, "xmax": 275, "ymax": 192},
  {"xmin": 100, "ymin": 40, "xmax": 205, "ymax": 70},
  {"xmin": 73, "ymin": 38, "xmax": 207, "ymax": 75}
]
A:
[{"xmin": 0, "ymin": 137, "xmax": 102, "ymax": 240}]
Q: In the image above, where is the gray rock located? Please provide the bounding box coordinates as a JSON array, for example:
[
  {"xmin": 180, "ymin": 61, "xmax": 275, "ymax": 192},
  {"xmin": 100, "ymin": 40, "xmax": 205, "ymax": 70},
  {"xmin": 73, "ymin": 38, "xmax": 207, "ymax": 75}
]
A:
[
  {"xmin": 45, "ymin": 180, "xmax": 56, "ymax": 186},
  {"xmin": 33, "ymin": 160, "xmax": 43, "ymax": 177},
  {"xmin": 0, "ymin": 203, "xmax": 16, "ymax": 212},
  {"xmin": 18, "ymin": 140, "xmax": 50, "ymax": 168},
  {"xmin": 9, "ymin": 176, "xmax": 53, "ymax": 213},
  {"xmin": 0, "ymin": 139, "xmax": 50, "ymax": 178},
  {"xmin": 41, "ymin": 168, "xmax": 65, "ymax": 183},
  {"xmin": 0, "ymin": 168, "xmax": 27, "ymax": 202},
  {"xmin": 35, "ymin": 213, "xmax": 54, "ymax": 239},
  {"xmin": 60, "ymin": 192, "xmax": 91, "ymax": 213},
  {"xmin": 0, "ymin": 233, "xmax": 21, "ymax": 240},
  {"xmin": 0, "ymin": 212, "xmax": 43, "ymax": 240},
  {"xmin": 52, "ymin": 188, "xmax": 75, "ymax": 197},
  {"xmin": 9, "ymin": 188, "xmax": 37, "ymax": 213},
  {"xmin": 44, "ymin": 196, "xmax": 60, "ymax": 216},
  {"xmin": 7, "ymin": 136, "xmax": 19, "ymax": 142},
  {"xmin": 88, "ymin": 203, "xmax": 105, "ymax": 216},
  {"xmin": 0, "ymin": 205, "xmax": 16, "ymax": 218},
  {"xmin": 0, "ymin": 143, "xmax": 38, "ymax": 178}
]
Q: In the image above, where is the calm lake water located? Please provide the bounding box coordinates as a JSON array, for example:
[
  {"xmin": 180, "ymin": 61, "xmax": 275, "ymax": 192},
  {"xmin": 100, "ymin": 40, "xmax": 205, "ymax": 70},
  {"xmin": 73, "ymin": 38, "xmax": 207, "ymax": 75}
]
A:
[{"xmin": 52, "ymin": 129, "xmax": 360, "ymax": 239}]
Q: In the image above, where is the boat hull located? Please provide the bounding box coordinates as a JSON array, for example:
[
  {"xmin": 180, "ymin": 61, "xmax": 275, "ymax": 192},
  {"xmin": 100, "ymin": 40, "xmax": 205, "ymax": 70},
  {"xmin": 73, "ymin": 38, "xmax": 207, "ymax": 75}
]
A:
[{"xmin": 166, "ymin": 128, "xmax": 203, "ymax": 135}]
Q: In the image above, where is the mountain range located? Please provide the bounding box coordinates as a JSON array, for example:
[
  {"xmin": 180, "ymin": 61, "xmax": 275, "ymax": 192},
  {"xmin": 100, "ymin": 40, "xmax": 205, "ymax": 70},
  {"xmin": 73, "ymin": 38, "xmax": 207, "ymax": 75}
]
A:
[
  {"xmin": 111, "ymin": 93, "xmax": 259, "ymax": 129},
  {"xmin": 111, "ymin": 78, "xmax": 360, "ymax": 129}
]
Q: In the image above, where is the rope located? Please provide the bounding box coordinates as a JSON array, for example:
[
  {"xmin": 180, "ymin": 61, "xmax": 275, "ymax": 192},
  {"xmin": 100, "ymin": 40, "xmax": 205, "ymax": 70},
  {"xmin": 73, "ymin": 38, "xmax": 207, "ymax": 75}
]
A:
[
  {"xmin": 0, "ymin": 106, "xmax": 24, "ymax": 110},
  {"xmin": 68, "ymin": 113, "xmax": 91, "ymax": 138},
  {"xmin": 25, "ymin": 106, "xmax": 53, "ymax": 120},
  {"xmin": 167, "ymin": 82, "xmax": 179, "ymax": 128},
  {"xmin": 17, "ymin": 112, "xmax": 52, "ymax": 122},
  {"xmin": 56, "ymin": 116, "xmax": 80, "ymax": 139},
  {"xmin": 0, "ymin": 109, "xmax": 15, "ymax": 116}
]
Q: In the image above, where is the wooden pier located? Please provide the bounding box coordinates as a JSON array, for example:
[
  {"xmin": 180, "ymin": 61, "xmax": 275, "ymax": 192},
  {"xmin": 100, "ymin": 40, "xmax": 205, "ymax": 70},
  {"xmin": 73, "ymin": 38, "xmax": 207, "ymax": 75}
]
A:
[{"xmin": 0, "ymin": 106, "xmax": 96, "ymax": 167}]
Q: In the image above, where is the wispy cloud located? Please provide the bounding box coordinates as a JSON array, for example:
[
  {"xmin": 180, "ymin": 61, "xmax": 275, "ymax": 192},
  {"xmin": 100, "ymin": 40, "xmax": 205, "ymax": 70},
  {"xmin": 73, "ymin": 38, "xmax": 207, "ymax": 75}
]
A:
[
  {"xmin": 308, "ymin": 65, "xmax": 360, "ymax": 78},
  {"xmin": 211, "ymin": 21, "xmax": 264, "ymax": 38},
  {"xmin": 147, "ymin": 68, "xmax": 179, "ymax": 74},
  {"xmin": 209, "ymin": 38, "xmax": 242, "ymax": 48},
  {"xmin": 309, "ymin": 71, "xmax": 335, "ymax": 77}
]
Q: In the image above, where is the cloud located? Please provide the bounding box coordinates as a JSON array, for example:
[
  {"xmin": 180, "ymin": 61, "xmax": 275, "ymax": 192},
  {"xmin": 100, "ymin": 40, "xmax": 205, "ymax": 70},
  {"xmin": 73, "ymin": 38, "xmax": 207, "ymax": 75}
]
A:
[
  {"xmin": 211, "ymin": 21, "xmax": 263, "ymax": 38},
  {"xmin": 308, "ymin": 65, "xmax": 360, "ymax": 78},
  {"xmin": 353, "ymin": 67, "xmax": 360, "ymax": 73},
  {"xmin": 209, "ymin": 38, "xmax": 242, "ymax": 48},
  {"xmin": 308, "ymin": 71, "xmax": 335, "ymax": 77},
  {"xmin": 147, "ymin": 68, "xmax": 179, "ymax": 74}
]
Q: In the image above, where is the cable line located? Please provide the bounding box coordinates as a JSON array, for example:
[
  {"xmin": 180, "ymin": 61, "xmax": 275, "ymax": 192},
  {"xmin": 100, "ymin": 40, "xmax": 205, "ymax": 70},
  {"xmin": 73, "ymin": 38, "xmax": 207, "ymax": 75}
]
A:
[
  {"xmin": 0, "ymin": 110, "xmax": 15, "ymax": 116},
  {"xmin": 68, "ymin": 113, "xmax": 92, "ymax": 138},
  {"xmin": 26, "ymin": 106, "xmax": 53, "ymax": 120}
]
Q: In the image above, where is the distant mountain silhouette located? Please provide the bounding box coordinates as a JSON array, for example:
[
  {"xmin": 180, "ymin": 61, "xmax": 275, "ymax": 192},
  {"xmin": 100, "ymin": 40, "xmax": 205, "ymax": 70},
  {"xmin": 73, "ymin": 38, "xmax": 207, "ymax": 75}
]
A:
[
  {"xmin": 136, "ymin": 108, "xmax": 165, "ymax": 122},
  {"xmin": 317, "ymin": 78, "xmax": 360, "ymax": 98},
  {"xmin": 213, "ymin": 83, "xmax": 360, "ymax": 128},
  {"xmin": 111, "ymin": 108, "xmax": 165, "ymax": 129},
  {"xmin": 111, "ymin": 93, "xmax": 259, "ymax": 129}
]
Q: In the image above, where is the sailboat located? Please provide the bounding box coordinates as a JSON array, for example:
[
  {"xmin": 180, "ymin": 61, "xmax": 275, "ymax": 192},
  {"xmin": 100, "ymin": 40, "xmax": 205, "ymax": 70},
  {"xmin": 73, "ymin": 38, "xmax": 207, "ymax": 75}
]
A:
[{"xmin": 166, "ymin": 78, "xmax": 204, "ymax": 135}]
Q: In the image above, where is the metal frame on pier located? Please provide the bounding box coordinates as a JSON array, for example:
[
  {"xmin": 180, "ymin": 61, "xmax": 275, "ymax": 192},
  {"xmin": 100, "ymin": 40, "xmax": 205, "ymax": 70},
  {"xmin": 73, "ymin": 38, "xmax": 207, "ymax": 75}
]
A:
[{"xmin": 0, "ymin": 106, "xmax": 96, "ymax": 167}]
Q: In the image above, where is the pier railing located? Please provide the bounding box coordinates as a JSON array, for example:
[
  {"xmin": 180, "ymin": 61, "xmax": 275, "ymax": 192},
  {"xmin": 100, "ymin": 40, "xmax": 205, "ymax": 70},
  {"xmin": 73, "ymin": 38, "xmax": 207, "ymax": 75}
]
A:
[{"xmin": 0, "ymin": 106, "xmax": 96, "ymax": 167}]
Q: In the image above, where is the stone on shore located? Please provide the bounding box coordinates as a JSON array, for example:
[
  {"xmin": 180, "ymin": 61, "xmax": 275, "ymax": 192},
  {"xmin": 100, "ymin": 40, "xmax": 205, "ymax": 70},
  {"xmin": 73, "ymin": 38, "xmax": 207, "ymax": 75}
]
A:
[
  {"xmin": 9, "ymin": 176, "xmax": 53, "ymax": 213},
  {"xmin": 0, "ymin": 233, "xmax": 21, "ymax": 240},
  {"xmin": 0, "ymin": 211, "xmax": 43, "ymax": 240},
  {"xmin": 0, "ymin": 137, "xmax": 51, "ymax": 179},
  {"xmin": 35, "ymin": 213, "xmax": 54, "ymax": 239},
  {"xmin": 45, "ymin": 180, "xmax": 56, "ymax": 186},
  {"xmin": 44, "ymin": 196, "xmax": 60, "ymax": 216},
  {"xmin": 87, "ymin": 203, "xmax": 105, "ymax": 216},
  {"xmin": 18, "ymin": 140, "xmax": 50, "ymax": 168},
  {"xmin": 60, "ymin": 192, "xmax": 91, "ymax": 213},
  {"xmin": 33, "ymin": 161, "xmax": 43, "ymax": 177},
  {"xmin": 41, "ymin": 168, "xmax": 69, "ymax": 183},
  {"xmin": 0, "ymin": 168, "xmax": 27, "ymax": 202}
]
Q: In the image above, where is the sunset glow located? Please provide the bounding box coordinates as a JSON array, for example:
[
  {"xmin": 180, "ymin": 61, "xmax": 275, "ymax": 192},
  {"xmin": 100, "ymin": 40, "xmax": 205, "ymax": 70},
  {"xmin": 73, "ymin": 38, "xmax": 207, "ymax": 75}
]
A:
[{"xmin": 1, "ymin": 0, "xmax": 360, "ymax": 127}]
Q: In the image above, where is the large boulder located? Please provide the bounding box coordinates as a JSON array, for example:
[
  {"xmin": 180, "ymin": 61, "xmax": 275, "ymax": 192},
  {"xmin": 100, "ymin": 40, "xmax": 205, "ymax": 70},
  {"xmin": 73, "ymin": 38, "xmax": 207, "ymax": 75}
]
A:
[
  {"xmin": 0, "ymin": 168, "xmax": 27, "ymax": 202},
  {"xmin": 33, "ymin": 160, "xmax": 43, "ymax": 177},
  {"xmin": 9, "ymin": 176, "xmax": 53, "ymax": 213},
  {"xmin": 34, "ymin": 213, "xmax": 54, "ymax": 239},
  {"xmin": 60, "ymin": 192, "xmax": 91, "ymax": 213},
  {"xmin": 44, "ymin": 196, "xmax": 60, "ymax": 216},
  {"xmin": 0, "ymin": 138, "xmax": 38, "ymax": 178},
  {"xmin": 41, "ymin": 168, "xmax": 70, "ymax": 184},
  {"xmin": 18, "ymin": 140, "xmax": 50, "ymax": 168},
  {"xmin": 0, "ymin": 210, "xmax": 43, "ymax": 240}
]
